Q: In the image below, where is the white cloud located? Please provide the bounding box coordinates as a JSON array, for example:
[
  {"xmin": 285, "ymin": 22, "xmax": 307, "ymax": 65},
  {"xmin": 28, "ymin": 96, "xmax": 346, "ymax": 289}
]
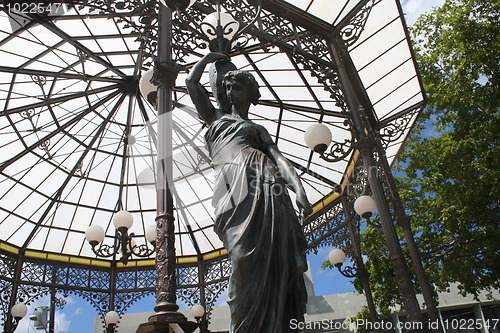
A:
[
  {"xmin": 401, "ymin": 0, "xmax": 446, "ymax": 25},
  {"xmin": 62, "ymin": 295, "xmax": 76, "ymax": 305},
  {"xmin": 55, "ymin": 311, "xmax": 71, "ymax": 332}
]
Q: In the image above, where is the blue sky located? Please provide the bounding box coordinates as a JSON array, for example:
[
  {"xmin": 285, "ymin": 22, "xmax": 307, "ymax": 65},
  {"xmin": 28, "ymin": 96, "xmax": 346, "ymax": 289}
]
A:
[{"xmin": 12, "ymin": 0, "xmax": 446, "ymax": 331}]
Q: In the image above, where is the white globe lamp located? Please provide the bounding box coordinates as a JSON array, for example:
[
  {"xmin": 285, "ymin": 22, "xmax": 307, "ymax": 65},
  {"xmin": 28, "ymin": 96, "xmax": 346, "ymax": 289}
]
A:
[
  {"xmin": 113, "ymin": 210, "xmax": 134, "ymax": 231},
  {"xmin": 190, "ymin": 304, "xmax": 205, "ymax": 318},
  {"xmin": 354, "ymin": 195, "xmax": 376, "ymax": 219},
  {"xmin": 11, "ymin": 303, "xmax": 28, "ymax": 320},
  {"xmin": 105, "ymin": 310, "xmax": 120, "ymax": 325},
  {"xmin": 145, "ymin": 225, "xmax": 157, "ymax": 245},
  {"xmin": 328, "ymin": 248, "xmax": 346, "ymax": 267},
  {"xmin": 304, "ymin": 123, "xmax": 332, "ymax": 154},
  {"xmin": 85, "ymin": 225, "xmax": 105, "ymax": 246}
]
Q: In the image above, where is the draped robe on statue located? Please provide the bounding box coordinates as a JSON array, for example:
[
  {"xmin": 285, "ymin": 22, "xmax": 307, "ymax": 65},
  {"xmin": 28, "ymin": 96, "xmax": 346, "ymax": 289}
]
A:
[{"xmin": 205, "ymin": 114, "xmax": 308, "ymax": 333}]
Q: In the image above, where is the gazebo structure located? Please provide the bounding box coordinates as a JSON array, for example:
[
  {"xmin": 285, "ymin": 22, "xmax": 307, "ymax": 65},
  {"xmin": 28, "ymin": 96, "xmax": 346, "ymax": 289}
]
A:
[{"xmin": 0, "ymin": 0, "xmax": 427, "ymax": 331}]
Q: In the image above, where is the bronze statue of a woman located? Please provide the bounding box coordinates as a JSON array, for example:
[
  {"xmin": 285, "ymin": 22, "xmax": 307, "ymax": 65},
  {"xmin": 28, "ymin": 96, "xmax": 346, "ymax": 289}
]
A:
[{"xmin": 186, "ymin": 52, "xmax": 312, "ymax": 332}]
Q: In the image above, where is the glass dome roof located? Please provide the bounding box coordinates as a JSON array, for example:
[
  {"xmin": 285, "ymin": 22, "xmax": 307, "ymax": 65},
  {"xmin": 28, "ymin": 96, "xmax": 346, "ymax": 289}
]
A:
[{"xmin": 0, "ymin": 0, "xmax": 424, "ymax": 264}]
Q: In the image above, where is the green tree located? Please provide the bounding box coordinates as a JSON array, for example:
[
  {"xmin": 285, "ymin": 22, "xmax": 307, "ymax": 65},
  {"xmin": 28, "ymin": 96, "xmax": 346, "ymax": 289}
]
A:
[
  {"xmin": 323, "ymin": 0, "xmax": 499, "ymax": 315},
  {"xmin": 397, "ymin": 0, "xmax": 499, "ymax": 297}
]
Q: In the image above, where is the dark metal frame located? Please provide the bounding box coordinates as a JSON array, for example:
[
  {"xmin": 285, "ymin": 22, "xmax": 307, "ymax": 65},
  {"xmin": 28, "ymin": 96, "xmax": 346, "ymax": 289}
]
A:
[{"xmin": 0, "ymin": 0, "xmax": 430, "ymax": 331}]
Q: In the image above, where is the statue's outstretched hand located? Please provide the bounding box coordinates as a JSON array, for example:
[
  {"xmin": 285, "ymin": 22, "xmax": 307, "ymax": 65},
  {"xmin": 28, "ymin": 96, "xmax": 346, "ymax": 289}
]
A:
[{"xmin": 296, "ymin": 190, "xmax": 312, "ymax": 224}]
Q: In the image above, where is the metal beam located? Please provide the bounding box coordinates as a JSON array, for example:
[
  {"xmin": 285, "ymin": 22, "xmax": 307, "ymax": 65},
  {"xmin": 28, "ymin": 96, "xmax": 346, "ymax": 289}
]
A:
[
  {"xmin": 0, "ymin": 89, "xmax": 122, "ymax": 173},
  {"xmin": 0, "ymin": 66, "xmax": 123, "ymax": 83},
  {"xmin": 20, "ymin": 92, "xmax": 128, "ymax": 250},
  {"xmin": 0, "ymin": 83, "xmax": 122, "ymax": 116},
  {"xmin": 28, "ymin": 13, "xmax": 127, "ymax": 78}
]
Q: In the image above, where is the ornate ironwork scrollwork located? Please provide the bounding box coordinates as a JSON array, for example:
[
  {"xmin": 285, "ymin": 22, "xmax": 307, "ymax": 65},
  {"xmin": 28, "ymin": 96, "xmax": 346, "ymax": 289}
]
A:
[
  {"xmin": 38, "ymin": 139, "xmax": 52, "ymax": 159},
  {"xmin": 0, "ymin": 279, "xmax": 13, "ymax": 326},
  {"xmin": 305, "ymin": 201, "xmax": 347, "ymax": 254},
  {"xmin": 17, "ymin": 284, "xmax": 50, "ymax": 306},
  {"xmin": 89, "ymin": 228, "xmax": 155, "ymax": 265},
  {"xmin": 20, "ymin": 109, "xmax": 41, "ymax": 133},
  {"xmin": 178, "ymin": 286, "xmax": 201, "ymax": 307},
  {"xmin": 316, "ymin": 119, "xmax": 356, "ymax": 163},
  {"xmin": 339, "ymin": 0, "xmax": 375, "ymax": 47},
  {"xmin": 290, "ymin": 50, "xmax": 347, "ymax": 112},
  {"xmin": 115, "ymin": 291, "xmax": 154, "ymax": 313},
  {"xmin": 0, "ymin": 253, "xmax": 16, "ymax": 279},
  {"xmin": 378, "ymin": 108, "xmax": 419, "ymax": 150},
  {"xmin": 31, "ymin": 75, "xmax": 46, "ymax": 87},
  {"xmin": 336, "ymin": 262, "xmax": 358, "ymax": 278},
  {"xmin": 172, "ymin": 9, "xmax": 210, "ymax": 61}
]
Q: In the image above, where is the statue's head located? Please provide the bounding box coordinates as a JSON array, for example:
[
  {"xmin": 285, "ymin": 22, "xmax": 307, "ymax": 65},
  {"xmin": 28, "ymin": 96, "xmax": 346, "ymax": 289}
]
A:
[
  {"xmin": 209, "ymin": 60, "xmax": 237, "ymax": 113},
  {"xmin": 223, "ymin": 70, "xmax": 261, "ymax": 106}
]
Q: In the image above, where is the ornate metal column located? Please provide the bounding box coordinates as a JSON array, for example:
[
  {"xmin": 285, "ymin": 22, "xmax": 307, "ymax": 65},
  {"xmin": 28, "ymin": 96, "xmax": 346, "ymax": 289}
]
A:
[
  {"xmin": 3, "ymin": 253, "xmax": 24, "ymax": 333},
  {"xmin": 374, "ymin": 139, "xmax": 442, "ymax": 332},
  {"xmin": 329, "ymin": 35, "xmax": 426, "ymax": 330},
  {"xmin": 136, "ymin": 3, "xmax": 196, "ymax": 333}
]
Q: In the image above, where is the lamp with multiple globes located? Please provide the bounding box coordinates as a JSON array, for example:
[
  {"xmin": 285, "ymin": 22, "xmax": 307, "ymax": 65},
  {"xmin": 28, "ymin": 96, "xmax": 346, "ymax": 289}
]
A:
[
  {"xmin": 201, "ymin": 11, "xmax": 240, "ymax": 53},
  {"xmin": 85, "ymin": 211, "xmax": 156, "ymax": 265}
]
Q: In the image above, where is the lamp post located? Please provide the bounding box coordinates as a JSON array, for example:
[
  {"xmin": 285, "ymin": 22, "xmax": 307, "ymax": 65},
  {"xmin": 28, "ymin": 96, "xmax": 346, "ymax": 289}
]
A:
[
  {"xmin": 330, "ymin": 194, "xmax": 380, "ymax": 328},
  {"xmin": 354, "ymin": 194, "xmax": 442, "ymax": 332},
  {"xmin": 305, "ymin": 112, "xmax": 427, "ymax": 330},
  {"xmin": 136, "ymin": 1, "xmax": 198, "ymax": 332},
  {"xmin": 9, "ymin": 303, "xmax": 28, "ymax": 332}
]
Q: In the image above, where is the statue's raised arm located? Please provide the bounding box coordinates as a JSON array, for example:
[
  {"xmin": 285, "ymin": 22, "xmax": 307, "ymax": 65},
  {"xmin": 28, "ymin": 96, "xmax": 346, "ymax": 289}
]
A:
[{"xmin": 185, "ymin": 52, "xmax": 235, "ymax": 125}]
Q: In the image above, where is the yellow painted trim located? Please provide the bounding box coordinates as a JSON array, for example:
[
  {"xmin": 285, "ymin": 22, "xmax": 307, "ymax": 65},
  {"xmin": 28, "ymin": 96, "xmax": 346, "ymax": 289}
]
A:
[
  {"xmin": 69, "ymin": 257, "xmax": 91, "ymax": 265},
  {"xmin": 90, "ymin": 259, "xmax": 112, "ymax": 268},
  {"xmin": 177, "ymin": 256, "xmax": 195, "ymax": 264},
  {"xmin": 47, "ymin": 253, "xmax": 69, "ymax": 262},
  {"xmin": 136, "ymin": 259, "xmax": 156, "ymax": 267},
  {"xmin": 0, "ymin": 242, "xmax": 19, "ymax": 254},
  {"xmin": 24, "ymin": 250, "xmax": 47, "ymax": 260},
  {"xmin": 203, "ymin": 249, "xmax": 228, "ymax": 260},
  {"xmin": 310, "ymin": 192, "xmax": 340, "ymax": 216},
  {"xmin": 341, "ymin": 150, "xmax": 361, "ymax": 190}
]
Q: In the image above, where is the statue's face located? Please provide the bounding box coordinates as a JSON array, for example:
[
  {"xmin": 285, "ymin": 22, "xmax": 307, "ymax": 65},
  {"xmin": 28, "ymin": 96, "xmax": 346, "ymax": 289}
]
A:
[{"xmin": 225, "ymin": 79, "xmax": 250, "ymax": 106}]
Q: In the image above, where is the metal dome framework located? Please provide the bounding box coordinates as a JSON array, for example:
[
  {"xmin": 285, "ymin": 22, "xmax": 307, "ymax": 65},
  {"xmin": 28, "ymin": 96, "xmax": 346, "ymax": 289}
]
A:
[{"xmin": 0, "ymin": 0, "xmax": 424, "ymax": 329}]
